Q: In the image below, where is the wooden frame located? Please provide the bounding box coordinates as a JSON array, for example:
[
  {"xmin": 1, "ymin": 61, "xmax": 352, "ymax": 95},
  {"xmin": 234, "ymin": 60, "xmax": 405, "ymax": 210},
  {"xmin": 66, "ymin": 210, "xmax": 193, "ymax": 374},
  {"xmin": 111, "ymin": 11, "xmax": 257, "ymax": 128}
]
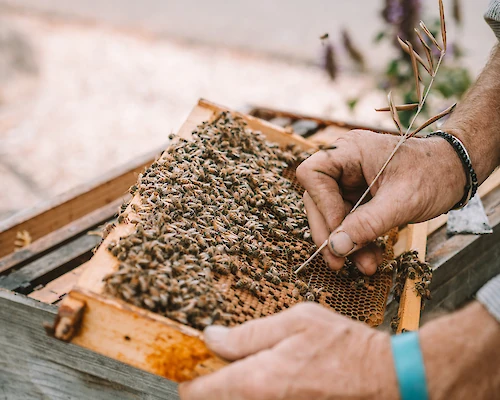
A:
[{"xmin": 48, "ymin": 99, "xmax": 424, "ymax": 382}]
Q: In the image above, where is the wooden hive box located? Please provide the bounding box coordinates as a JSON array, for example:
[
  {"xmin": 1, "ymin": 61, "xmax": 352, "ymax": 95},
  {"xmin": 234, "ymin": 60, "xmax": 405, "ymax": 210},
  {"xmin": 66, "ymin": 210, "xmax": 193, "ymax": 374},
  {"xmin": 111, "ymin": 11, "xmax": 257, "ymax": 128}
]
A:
[
  {"xmin": 46, "ymin": 99, "xmax": 433, "ymax": 382},
  {"xmin": 1, "ymin": 99, "xmax": 499, "ymax": 398}
]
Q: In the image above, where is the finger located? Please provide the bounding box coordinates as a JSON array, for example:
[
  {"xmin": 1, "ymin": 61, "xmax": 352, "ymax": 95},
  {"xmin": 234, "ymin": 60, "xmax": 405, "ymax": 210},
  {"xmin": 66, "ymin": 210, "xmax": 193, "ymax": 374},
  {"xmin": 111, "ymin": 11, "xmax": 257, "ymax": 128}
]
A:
[
  {"xmin": 179, "ymin": 355, "xmax": 263, "ymax": 400},
  {"xmin": 303, "ymin": 192, "xmax": 342, "ymax": 269},
  {"xmin": 296, "ymin": 149, "xmax": 349, "ymax": 233},
  {"xmin": 349, "ymin": 243, "xmax": 383, "ymax": 275},
  {"xmin": 182, "ymin": 304, "xmax": 331, "ymax": 400},
  {"xmin": 328, "ymin": 190, "xmax": 402, "ymax": 257},
  {"xmin": 202, "ymin": 305, "xmax": 310, "ymax": 361}
]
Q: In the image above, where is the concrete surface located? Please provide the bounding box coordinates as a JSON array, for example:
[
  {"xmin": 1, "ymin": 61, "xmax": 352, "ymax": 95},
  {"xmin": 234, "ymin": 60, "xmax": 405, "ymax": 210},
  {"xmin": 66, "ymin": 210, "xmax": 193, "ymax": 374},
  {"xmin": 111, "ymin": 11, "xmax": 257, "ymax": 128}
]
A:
[{"xmin": 0, "ymin": 0, "xmax": 496, "ymax": 74}]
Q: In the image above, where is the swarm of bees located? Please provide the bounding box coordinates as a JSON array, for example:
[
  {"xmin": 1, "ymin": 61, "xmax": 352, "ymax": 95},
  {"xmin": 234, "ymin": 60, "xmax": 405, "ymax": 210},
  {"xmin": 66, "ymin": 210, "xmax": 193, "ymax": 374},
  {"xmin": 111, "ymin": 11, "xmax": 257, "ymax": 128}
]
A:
[
  {"xmin": 392, "ymin": 250, "xmax": 433, "ymax": 303},
  {"xmin": 389, "ymin": 250, "xmax": 433, "ymax": 332},
  {"xmin": 101, "ymin": 111, "xmax": 428, "ymax": 331},
  {"xmin": 103, "ymin": 112, "xmax": 322, "ymax": 330}
]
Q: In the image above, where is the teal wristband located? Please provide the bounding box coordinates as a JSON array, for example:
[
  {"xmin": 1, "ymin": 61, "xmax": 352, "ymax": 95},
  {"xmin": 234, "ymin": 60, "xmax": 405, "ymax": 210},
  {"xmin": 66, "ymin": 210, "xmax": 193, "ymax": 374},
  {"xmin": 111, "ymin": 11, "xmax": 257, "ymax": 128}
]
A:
[{"xmin": 390, "ymin": 332, "xmax": 429, "ymax": 400}]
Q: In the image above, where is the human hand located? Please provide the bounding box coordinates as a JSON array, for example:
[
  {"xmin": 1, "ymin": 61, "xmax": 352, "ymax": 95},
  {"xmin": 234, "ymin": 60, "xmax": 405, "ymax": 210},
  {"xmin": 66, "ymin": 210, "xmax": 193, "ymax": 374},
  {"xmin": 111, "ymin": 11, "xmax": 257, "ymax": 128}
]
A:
[
  {"xmin": 179, "ymin": 303, "xmax": 398, "ymax": 400},
  {"xmin": 295, "ymin": 130, "xmax": 466, "ymax": 274}
]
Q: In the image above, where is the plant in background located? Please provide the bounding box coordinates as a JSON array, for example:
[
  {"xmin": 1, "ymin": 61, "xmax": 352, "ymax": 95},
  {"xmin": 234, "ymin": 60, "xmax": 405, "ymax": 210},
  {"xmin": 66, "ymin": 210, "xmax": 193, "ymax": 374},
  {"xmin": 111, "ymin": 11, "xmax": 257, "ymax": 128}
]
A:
[{"xmin": 377, "ymin": 0, "xmax": 471, "ymax": 126}]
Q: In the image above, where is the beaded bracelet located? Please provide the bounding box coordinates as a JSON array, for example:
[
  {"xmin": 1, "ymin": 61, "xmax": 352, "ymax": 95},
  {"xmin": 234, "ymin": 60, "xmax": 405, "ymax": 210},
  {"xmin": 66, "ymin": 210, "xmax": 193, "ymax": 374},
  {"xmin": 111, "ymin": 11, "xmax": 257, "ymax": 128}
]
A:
[{"xmin": 426, "ymin": 130, "xmax": 478, "ymax": 210}]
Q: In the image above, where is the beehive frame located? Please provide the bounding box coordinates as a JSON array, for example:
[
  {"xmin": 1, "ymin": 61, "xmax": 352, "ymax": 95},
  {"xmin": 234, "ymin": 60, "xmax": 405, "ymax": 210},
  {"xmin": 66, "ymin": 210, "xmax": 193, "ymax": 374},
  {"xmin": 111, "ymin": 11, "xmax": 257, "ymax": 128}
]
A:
[{"xmin": 51, "ymin": 99, "xmax": 427, "ymax": 382}]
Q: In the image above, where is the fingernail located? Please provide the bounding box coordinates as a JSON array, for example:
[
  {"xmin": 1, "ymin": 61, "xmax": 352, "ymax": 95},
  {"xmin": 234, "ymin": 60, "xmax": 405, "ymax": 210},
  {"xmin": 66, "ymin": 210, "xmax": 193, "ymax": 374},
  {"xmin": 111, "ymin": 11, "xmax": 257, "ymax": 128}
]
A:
[
  {"xmin": 204, "ymin": 325, "xmax": 229, "ymax": 347},
  {"xmin": 329, "ymin": 231, "xmax": 355, "ymax": 257}
]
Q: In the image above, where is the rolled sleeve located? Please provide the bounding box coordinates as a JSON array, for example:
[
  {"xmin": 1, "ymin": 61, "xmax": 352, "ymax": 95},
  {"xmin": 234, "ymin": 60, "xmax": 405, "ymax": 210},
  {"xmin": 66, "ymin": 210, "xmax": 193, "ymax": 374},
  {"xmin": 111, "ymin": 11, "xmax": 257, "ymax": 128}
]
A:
[{"xmin": 477, "ymin": 275, "xmax": 500, "ymax": 324}]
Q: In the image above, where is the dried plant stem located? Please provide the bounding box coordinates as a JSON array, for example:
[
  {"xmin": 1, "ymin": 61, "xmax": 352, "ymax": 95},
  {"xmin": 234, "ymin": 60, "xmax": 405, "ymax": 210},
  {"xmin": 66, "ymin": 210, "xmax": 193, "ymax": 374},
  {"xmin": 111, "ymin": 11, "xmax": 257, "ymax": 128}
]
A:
[
  {"xmin": 295, "ymin": 241, "xmax": 328, "ymax": 273},
  {"xmin": 295, "ymin": 52, "xmax": 446, "ymax": 273},
  {"xmin": 351, "ymin": 51, "xmax": 445, "ymax": 213},
  {"xmin": 376, "ymin": 103, "xmax": 419, "ymax": 112}
]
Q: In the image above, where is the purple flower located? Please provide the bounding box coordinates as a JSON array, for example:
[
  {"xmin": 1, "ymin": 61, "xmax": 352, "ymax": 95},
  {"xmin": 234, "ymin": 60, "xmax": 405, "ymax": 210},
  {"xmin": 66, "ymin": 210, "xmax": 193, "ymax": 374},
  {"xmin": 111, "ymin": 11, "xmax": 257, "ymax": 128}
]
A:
[{"xmin": 382, "ymin": 0, "xmax": 404, "ymax": 24}]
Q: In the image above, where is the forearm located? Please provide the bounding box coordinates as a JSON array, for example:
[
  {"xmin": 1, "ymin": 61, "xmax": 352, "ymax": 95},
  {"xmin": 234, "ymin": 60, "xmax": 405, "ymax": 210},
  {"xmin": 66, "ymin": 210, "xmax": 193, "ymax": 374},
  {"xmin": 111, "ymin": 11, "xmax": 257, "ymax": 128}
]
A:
[
  {"xmin": 443, "ymin": 44, "xmax": 500, "ymax": 183},
  {"xmin": 420, "ymin": 301, "xmax": 500, "ymax": 400}
]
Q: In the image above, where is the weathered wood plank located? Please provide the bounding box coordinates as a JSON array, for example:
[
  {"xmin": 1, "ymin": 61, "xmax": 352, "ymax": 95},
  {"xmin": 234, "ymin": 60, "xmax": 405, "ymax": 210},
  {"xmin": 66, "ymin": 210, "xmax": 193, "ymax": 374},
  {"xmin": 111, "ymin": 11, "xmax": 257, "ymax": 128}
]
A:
[
  {"xmin": 381, "ymin": 183, "xmax": 500, "ymax": 328},
  {"xmin": 0, "ymin": 147, "xmax": 163, "ymax": 258},
  {"xmin": 0, "ymin": 289, "xmax": 179, "ymax": 399},
  {"xmin": 0, "ymin": 233, "xmax": 101, "ymax": 292},
  {"xmin": 424, "ymin": 184, "xmax": 500, "ymax": 311},
  {"xmin": 29, "ymin": 263, "xmax": 87, "ymax": 304},
  {"xmin": 248, "ymin": 105, "xmax": 400, "ymax": 136},
  {"xmin": 0, "ymin": 198, "xmax": 122, "ymax": 276}
]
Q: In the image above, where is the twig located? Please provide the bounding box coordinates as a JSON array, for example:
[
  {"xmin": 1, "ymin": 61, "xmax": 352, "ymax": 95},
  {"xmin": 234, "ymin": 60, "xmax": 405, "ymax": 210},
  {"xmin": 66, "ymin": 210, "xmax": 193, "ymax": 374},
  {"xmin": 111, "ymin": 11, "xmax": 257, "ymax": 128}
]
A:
[
  {"xmin": 375, "ymin": 103, "xmax": 419, "ymax": 112},
  {"xmin": 295, "ymin": 241, "xmax": 328, "ymax": 274},
  {"xmin": 295, "ymin": 1, "xmax": 448, "ymax": 273}
]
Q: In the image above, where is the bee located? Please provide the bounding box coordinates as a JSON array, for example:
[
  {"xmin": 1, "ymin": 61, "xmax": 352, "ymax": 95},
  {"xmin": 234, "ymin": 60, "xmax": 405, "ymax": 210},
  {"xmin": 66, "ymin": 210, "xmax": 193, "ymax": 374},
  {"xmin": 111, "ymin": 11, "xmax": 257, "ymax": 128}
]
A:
[
  {"xmin": 304, "ymin": 292, "xmax": 316, "ymax": 302},
  {"xmin": 168, "ymin": 311, "xmax": 188, "ymax": 325},
  {"xmin": 354, "ymin": 279, "xmax": 366, "ymax": 290},
  {"xmin": 278, "ymin": 271, "xmax": 289, "ymax": 281},
  {"xmin": 236, "ymin": 278, "xmax": 251, "ymax": 289},
  {"xmin": 143, "ymin": 297, "xmax": 156, "ymax": 310},
  {"xmin": 120, "ymin": 202, "xmax": 129, "ymax": 213},
  {"xmin": 390, "ymin": 316, "xmax": 400, "ymax": 332},
  {"xmin": 139, "ymin": 275, "xmax": 149, "ymax": 292},
  {"xmin": 249, "ymin": 282, "xmax": 260, "ymax": 295},
  {"xmin": 120, "ymin": 285, "xmax": 135, "ymax": 301},
  {"xmin": 194, "ymin": 316, "xmax": 213, "ymax": 329},
  {"xmin": 294, "ymin": 279, "xmax": 309, "ymax": 295},
  {"xmin": 239, "ymin": 265, "xmax": 251, "ymax": 275},
  {"xmin": 213, "ymin": 263, "xmax": 229, "ymax": 275},
  {"xmin": 129, "ymin": 184, "xmax": 138, "ymax": 195},
  {"xmin": 102, "ymin": 222, "xmax": 116, "ymax": 239},
  {"xmin": 271, "ymin": 275, "xmax": 282, "ymax": 285},
  {"xmin": 264, "ymin": 271, "xmax": 274, "ymax": 282}
]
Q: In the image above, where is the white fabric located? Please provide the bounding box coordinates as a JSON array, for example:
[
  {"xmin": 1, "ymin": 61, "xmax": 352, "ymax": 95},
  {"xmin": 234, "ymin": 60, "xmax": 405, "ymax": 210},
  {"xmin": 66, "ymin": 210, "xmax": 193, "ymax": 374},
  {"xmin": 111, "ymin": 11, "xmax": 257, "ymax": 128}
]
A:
[{"xmin": 477, "ymin": 275, "xmax": 500, "ymax": 324}]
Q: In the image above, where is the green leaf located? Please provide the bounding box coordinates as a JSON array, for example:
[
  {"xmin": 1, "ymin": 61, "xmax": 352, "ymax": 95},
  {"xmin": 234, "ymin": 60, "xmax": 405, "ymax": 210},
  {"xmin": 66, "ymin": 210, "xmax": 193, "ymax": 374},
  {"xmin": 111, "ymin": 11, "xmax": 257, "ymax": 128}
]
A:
[
  {"xmin": 346, "ymin": 98, "xmax": 359, "ymax": 111},
  {"xmin": 374, "ymin": 31, "xmax": 386, "ymax": 43},
  {"xmin": 434, "ymin": 66, "xmax": 472, "ymax": 98}
]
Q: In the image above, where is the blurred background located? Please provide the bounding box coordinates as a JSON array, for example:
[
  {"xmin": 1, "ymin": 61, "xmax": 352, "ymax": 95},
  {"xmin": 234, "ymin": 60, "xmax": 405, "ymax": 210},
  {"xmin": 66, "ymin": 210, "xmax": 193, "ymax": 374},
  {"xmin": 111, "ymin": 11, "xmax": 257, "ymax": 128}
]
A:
[{"xmin": 0, "ymin": 0, "xmax": 496, "ymax": 221}]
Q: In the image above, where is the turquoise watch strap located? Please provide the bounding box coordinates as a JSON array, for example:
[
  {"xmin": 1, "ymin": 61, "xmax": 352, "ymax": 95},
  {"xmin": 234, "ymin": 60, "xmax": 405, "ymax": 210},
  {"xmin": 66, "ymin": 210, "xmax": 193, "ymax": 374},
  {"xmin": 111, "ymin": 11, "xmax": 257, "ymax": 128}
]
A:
[{"xmin": 390, "ymin": 331, "xmax": 429, "ymax": 400}]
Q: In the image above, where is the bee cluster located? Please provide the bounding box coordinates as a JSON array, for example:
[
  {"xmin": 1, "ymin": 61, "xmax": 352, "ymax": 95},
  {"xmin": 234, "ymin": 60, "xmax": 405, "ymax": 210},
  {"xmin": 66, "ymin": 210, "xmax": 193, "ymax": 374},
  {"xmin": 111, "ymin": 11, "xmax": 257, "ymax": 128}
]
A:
[
  {"xmin": 103, "ymin": 112, "xmax": 319, "ymax": 330},
  {"xmin": 392, "ymin": 250, "xmax": 433, "ymax": 303},
  {"xmin": 389, "ymin": 250, "xmax": 433, "ymax": 332}
]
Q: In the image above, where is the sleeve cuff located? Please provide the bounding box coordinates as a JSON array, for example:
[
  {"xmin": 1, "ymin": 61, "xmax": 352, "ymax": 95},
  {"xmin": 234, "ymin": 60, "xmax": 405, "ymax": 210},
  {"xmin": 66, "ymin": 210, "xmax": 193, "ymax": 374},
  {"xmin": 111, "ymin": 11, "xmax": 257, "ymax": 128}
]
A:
[
  {"xmin": 485, "ymin": 0, "xmax": 500, "ymax": 40},
  {"xmin": 476, "ymin": 274, "xmax": 500, "ymax": 323}
]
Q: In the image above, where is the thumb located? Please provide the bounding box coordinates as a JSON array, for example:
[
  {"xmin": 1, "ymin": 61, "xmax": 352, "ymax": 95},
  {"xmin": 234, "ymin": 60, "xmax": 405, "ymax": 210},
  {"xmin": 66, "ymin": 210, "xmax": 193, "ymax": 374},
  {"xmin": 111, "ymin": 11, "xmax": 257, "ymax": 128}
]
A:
[
  {"xmin": 328, "ymin": 192, "xmax": 400, "ymax": 257},
  {"xmin": 203, "ymin": 304, "xmax": 314, "ymax": 361}
]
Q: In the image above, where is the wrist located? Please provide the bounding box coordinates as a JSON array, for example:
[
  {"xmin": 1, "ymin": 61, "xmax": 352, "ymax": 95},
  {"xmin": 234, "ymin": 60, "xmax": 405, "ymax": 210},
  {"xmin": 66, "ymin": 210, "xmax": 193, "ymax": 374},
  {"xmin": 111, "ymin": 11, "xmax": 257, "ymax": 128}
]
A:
[
  {"xmin": 420, "ymin": 301, "xmax": 500, "ymax": 400},
  {"xmin": 423, "ymin": 136, "xmax": 467, "ymax": 210},
  {"xmin": 441, "ymin": 126, "xmax": 496, "ymax": 184},
  {"xmin": 373, "ymin": 334, "xmax": 400, "ymax": 400}
]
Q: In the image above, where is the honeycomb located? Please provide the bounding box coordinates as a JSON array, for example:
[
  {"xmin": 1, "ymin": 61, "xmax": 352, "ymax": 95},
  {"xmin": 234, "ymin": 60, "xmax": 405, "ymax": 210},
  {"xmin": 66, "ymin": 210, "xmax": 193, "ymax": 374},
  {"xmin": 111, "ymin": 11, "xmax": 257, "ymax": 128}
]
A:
[
  {"xmin": 105, "ymin": 113, "xmax": 397, "ymax": 329},
  {"xmin": 209, "ymin": 167, "xmax": 395, "ymax": 327}
]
